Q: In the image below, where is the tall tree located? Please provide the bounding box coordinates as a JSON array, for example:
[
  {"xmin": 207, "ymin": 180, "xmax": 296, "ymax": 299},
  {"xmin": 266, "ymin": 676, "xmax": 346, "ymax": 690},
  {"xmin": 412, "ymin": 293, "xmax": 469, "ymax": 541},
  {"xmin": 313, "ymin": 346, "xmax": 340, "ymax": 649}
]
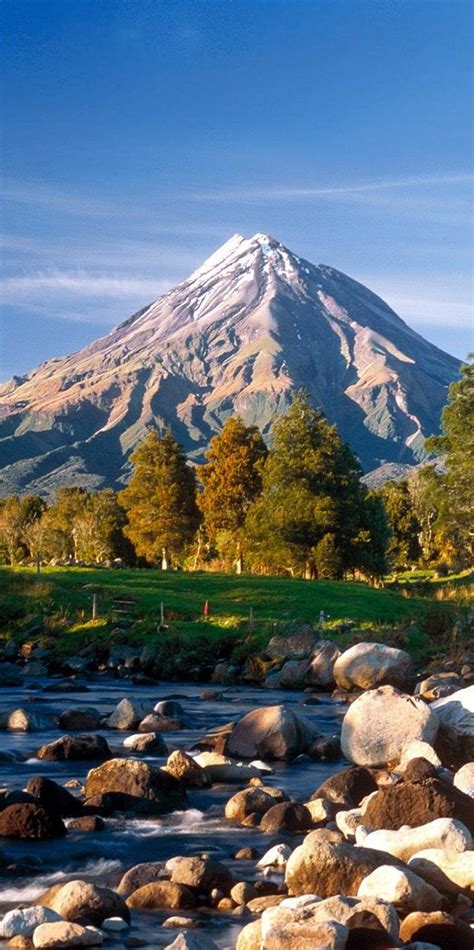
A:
[
  {"xmin": 120, "ymin": 428, "xmax": 200, "ymax": 566},
  {"xmin": 426, "ymin": 359, "xmax": 474, "ymax": 564},
  {"xmin": 0, "ymin": 495, "xmax": 46, "ymax": 564},
  {"xmin": 197, "ymin": 416, "xmax": 267, "ymax": 570},
  {"xmin": 378, "ymin": 479, "xmax": 421, "ymax": 568},
  {"xmin": 245, "ymin": 392, "xmax": 376, "ymax": 578}
]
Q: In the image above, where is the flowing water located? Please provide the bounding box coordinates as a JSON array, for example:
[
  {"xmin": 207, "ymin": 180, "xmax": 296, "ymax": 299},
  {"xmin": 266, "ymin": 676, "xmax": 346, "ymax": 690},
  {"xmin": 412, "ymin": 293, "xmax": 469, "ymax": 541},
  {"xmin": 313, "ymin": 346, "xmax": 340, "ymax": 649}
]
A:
[{"xmin": 0, "ymin": 677, "xmax": 347, "ymax": 947}]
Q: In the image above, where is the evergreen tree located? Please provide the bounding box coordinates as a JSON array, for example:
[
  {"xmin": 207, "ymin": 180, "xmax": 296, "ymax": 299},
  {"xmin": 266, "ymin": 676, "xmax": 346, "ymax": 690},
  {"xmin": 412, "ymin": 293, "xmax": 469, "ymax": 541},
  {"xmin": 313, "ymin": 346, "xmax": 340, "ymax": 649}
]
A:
[
  {"xmin": 245, "ymin": 392, "xmax": 375, "ymax": 577},
  {"xmin": 197, "ymin": 416, "xmax": 267, "ymax": 570},
  {"xmin": 120, "ymin": 428, "xmax": 200, "ymax": 566},
  {"xmin": 378, "ymin": 479, "xmax": 421, "ymax": 568},
  {"xmin": 426, "ymin": 358, "xmax": 474, "ymax": 564}
]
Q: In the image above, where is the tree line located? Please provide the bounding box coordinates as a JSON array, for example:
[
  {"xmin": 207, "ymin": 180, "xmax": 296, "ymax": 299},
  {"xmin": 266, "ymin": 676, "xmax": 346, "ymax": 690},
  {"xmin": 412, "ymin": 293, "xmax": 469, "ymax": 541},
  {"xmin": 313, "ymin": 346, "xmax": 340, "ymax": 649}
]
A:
[{"xmin": 0, "ymin": 362, "xmax": 472, "ymax": 578}]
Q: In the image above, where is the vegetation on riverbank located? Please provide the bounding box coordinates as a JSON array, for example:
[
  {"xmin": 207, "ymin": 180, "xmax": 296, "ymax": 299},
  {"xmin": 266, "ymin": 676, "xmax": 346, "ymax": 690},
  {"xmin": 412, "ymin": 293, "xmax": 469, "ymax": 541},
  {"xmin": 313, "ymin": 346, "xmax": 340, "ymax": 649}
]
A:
[{"xmin": 0, "ymin": 565, "xmax": 471, "ymax": 674}]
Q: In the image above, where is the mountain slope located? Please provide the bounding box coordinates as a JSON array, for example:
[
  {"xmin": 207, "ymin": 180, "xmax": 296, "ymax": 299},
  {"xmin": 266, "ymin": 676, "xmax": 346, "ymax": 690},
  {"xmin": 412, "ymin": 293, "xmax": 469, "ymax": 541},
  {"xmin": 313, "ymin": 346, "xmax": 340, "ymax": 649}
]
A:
[{"xmin": 0, "ymin": 232, "xmax": 460, "ymax": 496}]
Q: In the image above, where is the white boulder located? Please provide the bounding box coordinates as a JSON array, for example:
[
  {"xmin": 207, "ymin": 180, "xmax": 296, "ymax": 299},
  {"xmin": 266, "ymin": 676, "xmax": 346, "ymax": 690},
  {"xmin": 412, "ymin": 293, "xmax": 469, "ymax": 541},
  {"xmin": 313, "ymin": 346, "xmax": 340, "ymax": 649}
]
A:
[
  {"xmin": 334, "ymin": 642, "xmax": 413, "ymax": 691},
  {"xmin": 362, "ymin": 817, "xmax": 472, "ymax": 862},
  {"xmin": 357, "ymin": 864, "xmax": 441, "ymax": 913},
  {"xmin": 341, "ymin": 686, "xmax": 439, "ymax": 767},
  {"xmin": 0, "ymin": 907, "xmax": 62, "ymax": 939},
  {"xmin": 453, "ymin": 762, "xmax": 474, "ymax": 797},
  {"xmin": 409, "ymin": 848, "xmax": 474, "ymax": 895}
]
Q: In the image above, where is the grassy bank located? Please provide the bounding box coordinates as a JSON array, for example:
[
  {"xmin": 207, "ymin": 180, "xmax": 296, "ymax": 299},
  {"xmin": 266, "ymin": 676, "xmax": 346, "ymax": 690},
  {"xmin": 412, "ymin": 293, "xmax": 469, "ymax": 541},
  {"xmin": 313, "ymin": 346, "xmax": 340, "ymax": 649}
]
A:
[{"xmin": 0, "ymin": 566, "xmax": 471, "ymax": 673}]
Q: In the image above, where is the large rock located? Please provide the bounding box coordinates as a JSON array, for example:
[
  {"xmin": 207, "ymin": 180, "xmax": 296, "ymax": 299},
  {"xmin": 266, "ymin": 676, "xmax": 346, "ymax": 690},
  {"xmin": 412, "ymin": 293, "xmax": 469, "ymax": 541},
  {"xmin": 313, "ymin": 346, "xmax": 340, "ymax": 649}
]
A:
[
  {"xmin": 126, "ymin": 881, "xmax": 195, "ymax": 909},
  {"xmin": 263, "ymin": 919, "xmax": 348, "ymax": 950},
  {"xmin": 285, "ymin": 831, "xmax": 401, "ymax": 898},
  {"xmin": 84, "ymin": 758, "xmax": 186, "ymax": 814},
  {"xmin": 225, "ymin": 785, "xmax": 288, "ymax": 822},
  {"xmin": 417, "ymin": 672, "xmax": 463, "ymax": 701},
  {"xmin": 170, "ymin": 856, "xmax": 232, "ymax": 894},
  {"xmin": 362, "ymin": 778, "xmax": 474, "ymax": 834},
  {"xmin": 193, "ymin": 752, "xmax": 261, "ymax": 783},
  {"xmin": 453, "ymin": 762, "xmax": 474, "ymax": 797},
  {"xmin": 306, "ymin": 640, "xmax": 341, "ymax": 688},
  {"xmin": 409, "ymin": 848, "xmax": 474, "ymax": 895},
  {"xmin": 399, "ymin": 910, "xmax": 473, "ymax": 949},
  {"xmin": 262, "ymin": 894, "xmax": 399, "ymax": 942},
  {"xmin": 236, "ymin": 920, "xmax": 262, "ymax": 950},
  {"xmin": 39, "ymin": 879, "xmax": 129, "ymax": 926},
  {"xmin": 0, "ymin": 908, "xmax": 62, "ymax": 939},
  {"xmin": 57, "ymin": 708, "xmax": 101, "ymax": 730},
  {"xmin": 260, "ymin": 802, "xmax": 314, "ymax": 834},
  {"xmin": 117, "ymin": 861, "xmax": 168, "ymax": 895},
  {"xmin": 311, "ymin": 766, "xmax": 378, "ymax": 808},
  {"xmin": 123, "ymin": 732, "xmax": 168, "ymax": 755},
  {"xmin": 432, "ymin": 685, "xmax": 474, "ymax": 767},
  {"xmin": 341, "ymin": 686, "xmax": 439, "ymax": 767},
  {"xmin": 105, "ymin": 697, "xmax": 152, "ymax": 730},
  {"xmin": 32, "ymin": 922, "xmax": 102, "ymax": 948},
  {"xmin": 0, "ymin": 803, "xmax": 66, "ymax": 839},
  {"xmin": 265, "ymin": 659, "xmax": 309, "ymax": 690},
  {"xmin": 26, "ymin": 777, "xmax": 84, "ymax": 818},
  {"xmin": 357, "ymin": 865, "xmax": 441, "ymax": 913},
  {"xmin": 165, "ymin": 750, "xmax": 210, "ymax": 787},
  {"xmin": 363, "ymin": 817, "xmax": 472, "ymax": 862},
  {"xmin": 37, "ymin": 735, "xmax": 111, "ymax": 761},
  {"xmin": 226, "ymin": 705, "xmax": 320, "ymax": 760},
  {"xmin": 0, "ymin": 707, "xmax": 43, "ymax": 731},
  {"xmin": 334, "ymin": 642, "xmax": 414, "ymax": 691},
  {"xmin": 265, "ymin": 625, "xmax": 320, "ymax": 660}
]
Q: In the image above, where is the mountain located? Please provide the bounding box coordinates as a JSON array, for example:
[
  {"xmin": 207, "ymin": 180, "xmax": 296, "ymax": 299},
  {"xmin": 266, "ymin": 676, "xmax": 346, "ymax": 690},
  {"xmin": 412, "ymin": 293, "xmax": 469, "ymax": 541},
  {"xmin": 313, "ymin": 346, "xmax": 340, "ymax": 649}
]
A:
[{"xmin": 0, "ymin": 232, "xmax": 460, "ymax": 497}]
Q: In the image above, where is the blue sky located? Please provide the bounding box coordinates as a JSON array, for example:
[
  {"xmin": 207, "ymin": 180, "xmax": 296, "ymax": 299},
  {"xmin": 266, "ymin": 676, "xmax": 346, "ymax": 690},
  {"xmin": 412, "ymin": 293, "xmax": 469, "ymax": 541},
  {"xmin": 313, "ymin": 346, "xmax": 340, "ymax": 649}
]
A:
[{"xmin": 1, "ymin": 0, "xmax": 472, "ymax": 380}]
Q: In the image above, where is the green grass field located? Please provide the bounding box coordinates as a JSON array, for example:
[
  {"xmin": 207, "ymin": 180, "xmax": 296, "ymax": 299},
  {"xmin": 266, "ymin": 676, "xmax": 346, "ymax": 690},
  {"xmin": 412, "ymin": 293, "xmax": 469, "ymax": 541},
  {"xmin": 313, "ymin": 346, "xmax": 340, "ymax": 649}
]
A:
[{"xmin": 1, "ymin": 565, "xmax": 469, "ymax": 667}]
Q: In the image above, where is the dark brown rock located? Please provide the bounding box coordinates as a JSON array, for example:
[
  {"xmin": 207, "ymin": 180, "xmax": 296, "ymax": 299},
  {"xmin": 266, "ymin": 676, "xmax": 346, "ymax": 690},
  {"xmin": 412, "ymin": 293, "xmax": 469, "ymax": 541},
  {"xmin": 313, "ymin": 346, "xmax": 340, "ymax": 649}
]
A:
[
  {"xmin": 311, "ymin": 766, "xmax": 378, "ymax": 807},
  {"xmin": 117, "ymin": 861, "xmax": 168, "ymax": 896},
  {"xmin": 0, "ymin": 803, "xmax": 66, "ymax": 840},
  {"xmin": 68, "ymin": 816, "xmax": 105, "ymax": 832},
  {"xmin": 126, "ymin": 881, "xmax": 195, "ymax": 910},
  {"xmin": 399, "ymin": 911, "xmax": 474, "ymax": 949},
  {"xmin": 25, "ymin": 777, "xmax": 83, "ymax": 818},
  {"xmin": 37, "ymin": 734, "xmax": 111, "ymax": 761},
  {"xmin": 363, "ymin": 777, "xmax": 474, "ymax": 834},
  {"xmin": 170, "ymin": 856, "xmax": 233, "ymax": 894},
  {"xmin": 260, "ymin": 802, "xmax": 314, "ymax": 834}
]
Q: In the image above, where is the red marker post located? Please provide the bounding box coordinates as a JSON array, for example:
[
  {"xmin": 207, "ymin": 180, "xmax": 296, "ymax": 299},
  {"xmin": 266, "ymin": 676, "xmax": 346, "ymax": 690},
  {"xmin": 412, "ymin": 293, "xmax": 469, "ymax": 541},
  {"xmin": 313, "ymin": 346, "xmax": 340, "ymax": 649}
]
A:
[{"xmin": 203, "ymin": 600, "xmax": 209, "ymax": 620}]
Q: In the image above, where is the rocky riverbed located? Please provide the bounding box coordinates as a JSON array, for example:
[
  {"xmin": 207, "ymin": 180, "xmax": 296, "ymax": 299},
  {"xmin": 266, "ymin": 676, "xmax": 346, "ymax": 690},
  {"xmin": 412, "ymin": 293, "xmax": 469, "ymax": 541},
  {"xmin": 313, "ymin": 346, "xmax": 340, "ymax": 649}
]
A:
[{"xmin": 0, "ymin": 631, "xmax": 473, "ymax": 949}]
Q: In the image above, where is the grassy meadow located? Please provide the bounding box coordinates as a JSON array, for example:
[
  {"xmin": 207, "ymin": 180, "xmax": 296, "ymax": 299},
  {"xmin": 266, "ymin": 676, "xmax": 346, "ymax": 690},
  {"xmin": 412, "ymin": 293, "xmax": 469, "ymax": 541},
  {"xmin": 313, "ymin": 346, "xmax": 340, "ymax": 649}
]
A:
[{"xmin": 0, "ymin": 565, "xmax": 471, "ymax": 671}]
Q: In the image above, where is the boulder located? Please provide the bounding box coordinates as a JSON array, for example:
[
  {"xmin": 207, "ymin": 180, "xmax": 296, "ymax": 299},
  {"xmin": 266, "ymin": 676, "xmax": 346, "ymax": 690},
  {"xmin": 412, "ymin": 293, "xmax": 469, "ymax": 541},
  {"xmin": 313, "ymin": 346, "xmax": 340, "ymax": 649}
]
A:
[
  {"xmin": 105, "ymin": 697, "xmax": 152, "ymax": 730},
  {"xmin": 26, "ymin": 777, "xmax": 84, "ymax": 818},
  {"xmin": 399, "ymin": 740, "xmax": 442, "ymax": 770},
  {"xmin": 304, "ymin": 798, "xmax": 337, "ymax": 823},
  {"xmin": 170, "ymin": 856, "xmax": 232, "ymax": 894},
  {"xmin": 39, "ymin": 879, "xmax": 129, "ymax": 926},
  {"xmin": 306, "ymin": 640, "xmax": 341, "ymax": 688},
  {"xmin": 453, "ymin": 761, "xmax": 474, "ymax": 797},
  {"xmin": 265, "ymin": 659, "xmax": 309, "ymax": 689},
  {"xmin": 139, "ymin": 714, "xmax": 184, "ymax": 731},
  {"xmin": 236, "ymin": 921, "xmax": 262, "ymax": 950},
  {"xmin": 334, "ymin": 642, "xmax": 414, "ymax": 691},
  {"xmin": 126, "ymin": 881, "xmax": 195, "ymax": 909},
  {"xmin": 32, "ymin": 922, "xmax": 103, "ymax": 948},
  {"xmin": 265, "ymin": 625, "xmax": 320, "ymax": 660},
  {"xmin": 165, "ymin": 750, "xmax": 210, "ymax": 787},
  {"xmin": 432, "ymin": 685, "xmax": 474, "ymax": 768},
  {"xmin": 363, "ymin": 817, "xmax": 472, "ymax": 862},
  {"xmin": 1, "ymin": 707, "xmax": 43, "ymax": 731},
  {"xmin": 192, "ymin": 752, "xmax": 260, "ymax": 783},
  {"xmin": 263, "ymin": 919, "xmax": 348, "ymax": 950},
  {"xmin": 409, "ymin": 848, "xmax": 474, "ymax": 895},
  {"xmin": 117, "ymin": 861, "xmax": 168, "ymax": 895},
  {"xmin": 0, "ymin": 803, "xmax": 66, "ymax": 839},
  {"xmin": 123, "ymin": 732, "xmax": 168, "ymax": 755},
  {"xmin": 0, "ymin": 908, "xmax": 62, "ymax": 939},
  {"xmin": 417, "ymin": 672, "xmax": 463, "ymax": 702},
  {"xmin": 341, "ymin": 686, "xmax": 439, "ymax": 767},
  {"xmin": 57, "ymin": 708, "xmax": 101, "ymax": 730},
  {"xmin": 260, "ymin": 802, "xmax": 314, "ymax": 834},
  {"xmin": 154, "ymin": 700, "xmax": 185, "ymax": 718},
  {"xmin": 263, "ymin": 894, "xmax": 399, "ymax": 942},
  {"xmin": 84, "ymin": 758, "xmax": 186, "ymax": 814},
  {"xmin": 285, "ymin": 831, "xmax": 401, "ymax": 898},
  {"xmin": 399, "ymin": 911, "xmax": 473, "ymax": 949},
  {"xmin": 311, "ymin": 766, "xmax": 378, "ymax": 808},
  {"xmin": 68, "ymin": 816, "xmax": 105, "ymax": 832},
  {"xmin": 257, "ymin": 844, "xmax": 293, "ymax": 868},
  {"xmin": 226, "ymin": 705, "xmax": 320, "ymax": 760},
  {"xmin": 37, "ymin": 735, "xmax": 111, "ymax": 762},
  {"xmin": 225, "ymin": 785, "xmax": 288, "ymax": 822},
  {"xmin": 357, "ymin": 865, "xmax": 441, "ymax": 913},
  {"xmin": 362, "ymin": 778, "xmax": 474, "ymax": 833}
]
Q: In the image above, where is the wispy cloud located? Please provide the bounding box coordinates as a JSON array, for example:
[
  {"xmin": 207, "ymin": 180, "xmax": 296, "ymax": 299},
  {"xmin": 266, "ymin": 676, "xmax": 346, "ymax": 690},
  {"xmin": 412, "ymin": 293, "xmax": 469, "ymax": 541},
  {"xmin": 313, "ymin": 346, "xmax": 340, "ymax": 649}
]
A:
[{"xmin": 182, "ymin": 172, "xmax": 474, "ymax": 202}]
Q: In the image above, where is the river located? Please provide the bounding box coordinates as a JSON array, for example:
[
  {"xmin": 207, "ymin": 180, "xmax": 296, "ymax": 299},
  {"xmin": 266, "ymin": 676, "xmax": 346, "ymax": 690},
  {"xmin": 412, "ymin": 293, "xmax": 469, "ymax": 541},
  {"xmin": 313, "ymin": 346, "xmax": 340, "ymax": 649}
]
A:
[{"xmin": 0, "ymin": 676, "xmax": 348, "ymax": 948}]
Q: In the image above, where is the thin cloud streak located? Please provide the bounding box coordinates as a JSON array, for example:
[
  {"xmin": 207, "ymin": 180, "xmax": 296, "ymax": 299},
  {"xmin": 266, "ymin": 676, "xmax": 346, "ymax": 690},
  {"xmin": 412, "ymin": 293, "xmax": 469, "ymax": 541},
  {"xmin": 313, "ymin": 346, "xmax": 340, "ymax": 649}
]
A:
[
  {"xmin": 183, "ymin": 172, "xmax": 474, "ymax": 202},
  {"xmin": 1, "ymin": 271, "xmax": 172, "ymax": 302}
]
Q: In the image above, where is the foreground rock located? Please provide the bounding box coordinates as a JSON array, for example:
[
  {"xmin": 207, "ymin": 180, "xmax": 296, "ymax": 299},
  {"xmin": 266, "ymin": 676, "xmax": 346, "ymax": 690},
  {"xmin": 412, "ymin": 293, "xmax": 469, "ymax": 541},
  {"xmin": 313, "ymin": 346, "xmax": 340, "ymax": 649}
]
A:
[
  {"xmin": 126, "ymin": 881, "xmax": 195, "ymax": 909},
  {"xmin": 37, "ymin": 735, "xmax": 111, "ymax": 761},
  {"xmin": 357, "ymin": 864, "xmax": 442, "ymax": 913},
  {"xmin": 225, "ymin": 786, "xmax": 288, "ymax": 822},
  {"xmin": 334, "ymin": 642, "xmax": 414, "ymax": 691},
  {"xmin": 26, "ymin": 777, "xmax": 84, "ymax": 818},
  {"xmin": 226, "ymin": 705, "xmax": 321, "ymax": 760},
  {"xmin": 33, "ymin": 921, "xmax": 103, "ymax": 947},
  {"xmin": 399, "ymin": 910, "xmax": 473, "ymax": 948},
  {"xmin": 38, "ymin": 879, "xmax": 129, "ymax": 926},
  {"xmin": 0, "ymin": 803, "xmax": 66, "ymax": 839},
  {"xmin": 0, "ymin": 907, "xmax": 62, "ymax": 939},
  {"xmin": 285, "ymin": 830, "xmax": 400, "ymax": 897},
  {"xmin": 362, "ymin": 776, "xmax": 474, "ymax": 833},
  {"xmin": 341, "ymin": 686, "xmax": 439, "ymax": 767},
  {"xmin": 123, "ymin": 732, "xmax": 168, "ymax": 755},
  {"xmin": 363, "ymin": 816, "xmax": 472, "ymax": 862},
  {"xmin": 432, "ymin": 685, "xmax": 474, "ymax": 768},
  {"xmin": 165, "ymin": 750, "xmax": 210, "ymax": 787},
  {"xmin": 117, "ymin": 861, "xmax": 168, "ymax": 895},
  {"xmin": 409, "ymin": 848, "xmax": 474, "ymax": 895},
  {"xmin": 84, "ymin": 758, "xmax": 187, "ymax": 814}
]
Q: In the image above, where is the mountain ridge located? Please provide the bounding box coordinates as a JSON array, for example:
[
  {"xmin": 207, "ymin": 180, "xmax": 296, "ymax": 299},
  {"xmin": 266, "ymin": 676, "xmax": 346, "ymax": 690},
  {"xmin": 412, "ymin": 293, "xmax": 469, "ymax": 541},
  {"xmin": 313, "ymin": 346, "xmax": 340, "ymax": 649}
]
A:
[{"xmin": 0, "ymin": 232, "xmax": 460, "ymax": 497}]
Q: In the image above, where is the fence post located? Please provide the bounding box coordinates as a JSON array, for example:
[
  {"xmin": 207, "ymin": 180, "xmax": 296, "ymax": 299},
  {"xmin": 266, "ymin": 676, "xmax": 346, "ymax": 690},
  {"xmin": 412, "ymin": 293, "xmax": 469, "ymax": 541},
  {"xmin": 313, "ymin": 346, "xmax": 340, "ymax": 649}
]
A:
[
  {"xmin": 92, "ymin": 593, "xmax": 97, "ymax": 620},
  {"xmin": 160, "ymin": 602, "xmax": 165, "ymax": 626}
]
